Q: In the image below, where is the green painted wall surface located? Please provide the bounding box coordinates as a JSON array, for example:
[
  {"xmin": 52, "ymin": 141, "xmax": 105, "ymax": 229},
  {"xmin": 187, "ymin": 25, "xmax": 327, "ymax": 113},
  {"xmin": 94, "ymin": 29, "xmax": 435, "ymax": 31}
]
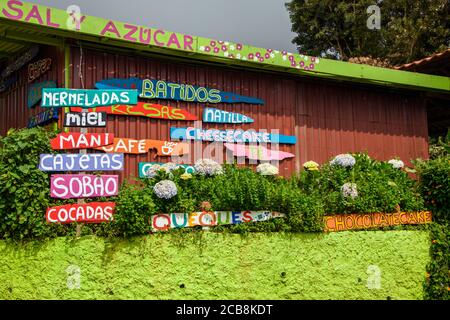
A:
[{"xmin": 0, "ymin": 231, "xmax": 430, "ymax": 300}]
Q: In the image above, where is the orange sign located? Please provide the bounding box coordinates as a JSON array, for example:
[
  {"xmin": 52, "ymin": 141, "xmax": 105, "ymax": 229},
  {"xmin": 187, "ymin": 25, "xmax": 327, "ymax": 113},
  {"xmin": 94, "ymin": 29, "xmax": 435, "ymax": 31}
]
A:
[
  {"xmin": 94, "ymin": 138, "xmax": 190, "ymax": 157},
  {"xmin": 324, "ymin": 211, "xmax": 432, "ymax": 232}
]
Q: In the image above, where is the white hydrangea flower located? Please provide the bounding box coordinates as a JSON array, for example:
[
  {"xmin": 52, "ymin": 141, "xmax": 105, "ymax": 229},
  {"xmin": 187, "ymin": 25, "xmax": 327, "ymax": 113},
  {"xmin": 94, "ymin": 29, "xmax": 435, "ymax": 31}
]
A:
[
  {"xmin": 330, "ymin": 154, "xmax": 356, "ymax": 168},
  {"xmin": 194, "ymin": 159, "xmax": 223, "ymax": 176},
  {"xmin": 146, "ymin": 164, "xmax": 162, "ymax": 178},
  {"xmin": 341, "ymin": 183, "xmax": 358, "ymax": 199},
  {"xmin": 153, "ymin": 180, "xmax": 178, "ymax": 199},
  {"xmin": 388, "ymin": 159, "xmax": 404, "ymax": 169},
  {"xmin": 256, "ymin": 163, "xmax": 279, "ymax": 176},
  {"xmin": 161, "ymin": 162, "xmax": 179, "ymax": 173}
]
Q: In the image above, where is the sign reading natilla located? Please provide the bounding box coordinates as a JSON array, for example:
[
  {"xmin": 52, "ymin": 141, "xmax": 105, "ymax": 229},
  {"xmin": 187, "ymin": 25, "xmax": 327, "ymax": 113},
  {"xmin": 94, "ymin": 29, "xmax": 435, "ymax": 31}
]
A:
[{"xmin": 64, "ymin": 112, "xmax": 107, "ymax": 127}]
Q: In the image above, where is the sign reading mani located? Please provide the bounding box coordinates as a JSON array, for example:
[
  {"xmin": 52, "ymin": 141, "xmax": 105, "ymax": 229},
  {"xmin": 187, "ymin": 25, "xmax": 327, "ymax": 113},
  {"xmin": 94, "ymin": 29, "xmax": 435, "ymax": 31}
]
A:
[
  {"xmin": 39, "ymin": 154, "xmax": 124, "ymax": 172},
  {"xmin": 151, "ymin": 211, "xmax": 285, "ymax": 232},
  {"xmin": 170, "ymin": 127, "xmax": 297, "ymax": 145},
  {"xmin": 46, "ymin": 202, "xmax": 115, "ymax": 224},
  {"xmin": 50, "ymin": 174, "xmax": 119, "ymax": 199},
  {"xmin": 203, "ymin": 108, "xmax": 254, "ymax": 124},
  {"xmin": 50, "ymin": 133, "xmax": 114, "ymax": 150},
  {"xmin": 28, "ymin": 58, "xmax": 52, "ymax": 83},
  {"xmin": 94, "ymin": 138, "xmax": 190, "ymax": 157},
  {"xmin": 95, "ymin": 78, "xmax": 264, "ymax": 104},
  {"xmin": 28, "ymin": 80, "xmax": 57, "ymax": 108},
  {"xmin": 324, "ymin": 211, "xmax": 432, "ymax": 232},
  {"xmin": 72, "ymin": 102, "xmax": 197, "ymax": 121},
  {"xmin": 27, "ymin": 108, "xmax": 58, "ymax": 128},
  {"xmin": 224, "ymin": 143, "xmax": 295, "ymax": 161},
  {"xmin": 138, "ymin": 162, "xmax": 195, "ymax": 178},
  {"xmin": 41, "ymin": 89, "xmax": 138, "ymax": 108},
  {"xmin": 64, "ymin": 112, "xmax": 107, "ymax": 127}
]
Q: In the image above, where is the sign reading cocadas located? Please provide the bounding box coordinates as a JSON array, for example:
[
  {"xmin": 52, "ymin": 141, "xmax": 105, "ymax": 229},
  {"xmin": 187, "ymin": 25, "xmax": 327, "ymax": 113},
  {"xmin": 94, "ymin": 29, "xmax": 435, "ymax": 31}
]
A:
[{"xmin": 46, "ymin": 202, "xmax": 115, "ymax": 224}]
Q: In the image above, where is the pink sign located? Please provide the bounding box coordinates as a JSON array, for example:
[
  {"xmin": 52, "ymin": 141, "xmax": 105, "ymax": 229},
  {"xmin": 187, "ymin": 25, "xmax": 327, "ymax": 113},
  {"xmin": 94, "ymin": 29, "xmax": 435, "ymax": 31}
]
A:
[
  {"xmin": 50, "ymin": 174, "xmax": 119, "ymax": 199},
  {"xmin": 224, "ymin": 143, "xmax": 295, "ymax": 161}
]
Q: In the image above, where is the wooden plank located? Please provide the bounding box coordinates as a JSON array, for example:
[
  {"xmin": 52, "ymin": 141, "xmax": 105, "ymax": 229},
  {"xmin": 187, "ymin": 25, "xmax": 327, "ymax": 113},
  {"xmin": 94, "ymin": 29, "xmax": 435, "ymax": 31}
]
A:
[
  {"xmin": 50, "ymin": 174, "xmax": 119, "ymax": 199},
  {"xmin": 203, "ymin": 108, "xmax": 254, "ymax": 124},
  {"xmin": 28, "ymin": 80, "xmax": 56, "ymax": 108},
  {"xmin": 50, "ymin": 132, "xmax": 114, "ymax": 150},
  {"xmin": 64, "ymin": 112, "xmax": 107, "ymax": 127},
  {"xmin": 39, "ymin": 153, "xmax": 124, "ymax": 171},
  {"xmin": 224, "ymin": 143, "xmax": 295, "ymax": 161},
  {"xmin": 46, "ymin": 202, "xmax": 115, "ymax": 224},
  {"xmin": 94, "ymin": 138, "xmax": 190, "ymax": 156}
]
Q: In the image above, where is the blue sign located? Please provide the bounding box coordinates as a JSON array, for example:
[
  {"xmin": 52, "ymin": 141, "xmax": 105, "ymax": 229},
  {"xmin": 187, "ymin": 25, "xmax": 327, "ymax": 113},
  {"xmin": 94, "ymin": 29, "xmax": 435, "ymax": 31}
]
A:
[
  {"xmin": 170, "ymin": 127, "xmax": 297, "ymax": 145},
  {"xmin": 39, "ymin": 153, "xmax": 124, "ymax": 172},
  {"xmin": 95, "ymin": 78, "xmax": 264, "ymax": 105},
  {"xmin": 203, "ymin": 108, "xmax": 254, "ymax": 124},
  {"xmin": 27, "ymin": 108, "xmax": 59, "ymax": 128},
  {"xmin": 28, "ymin": 80, "xmax": 57, "ymax": 108}
]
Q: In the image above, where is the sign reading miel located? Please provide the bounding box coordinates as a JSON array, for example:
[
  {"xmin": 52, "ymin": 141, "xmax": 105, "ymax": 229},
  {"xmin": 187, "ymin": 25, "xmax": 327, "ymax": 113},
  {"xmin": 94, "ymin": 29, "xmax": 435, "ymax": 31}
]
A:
[{"xmin": 324, "ymin": 211, "xmax": 432, "ymax": 232}]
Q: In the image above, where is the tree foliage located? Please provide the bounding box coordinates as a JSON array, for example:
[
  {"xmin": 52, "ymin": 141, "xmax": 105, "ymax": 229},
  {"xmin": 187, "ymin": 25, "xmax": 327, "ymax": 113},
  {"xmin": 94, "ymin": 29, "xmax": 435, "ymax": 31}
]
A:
[{"xmin": 285, "ymin": 0, "xmax": 450, "ymax": 65}]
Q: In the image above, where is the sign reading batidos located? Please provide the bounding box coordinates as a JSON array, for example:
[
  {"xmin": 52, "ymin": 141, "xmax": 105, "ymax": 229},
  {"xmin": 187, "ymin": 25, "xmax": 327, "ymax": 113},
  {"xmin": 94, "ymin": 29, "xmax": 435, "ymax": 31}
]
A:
[
  {"xmin": 324, "ymin": 211, "xmax": 432, "ymax": 232},
  {"xmin": 41, "ymin": 89, "xmax": 138, "ymax": 108}
]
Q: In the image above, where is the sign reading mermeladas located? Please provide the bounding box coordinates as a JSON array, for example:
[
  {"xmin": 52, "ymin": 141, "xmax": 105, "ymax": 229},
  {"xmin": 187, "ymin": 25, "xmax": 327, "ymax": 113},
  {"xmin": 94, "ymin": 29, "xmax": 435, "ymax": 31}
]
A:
[
  {"xmin": 324, "ymin": 211, "xmax": 432, "ymax": 232},
  {"xmin": 46, "ymin": 202, "xmax": 115, "ymax": 224},
  {"xmin": 151, "ymin": 211, "xmax": 285, "ymax": 232}
]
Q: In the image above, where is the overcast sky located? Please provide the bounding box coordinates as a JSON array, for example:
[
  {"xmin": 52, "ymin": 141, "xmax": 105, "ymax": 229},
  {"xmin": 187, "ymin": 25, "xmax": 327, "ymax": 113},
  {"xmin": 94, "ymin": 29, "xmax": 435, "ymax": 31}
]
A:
[{"xmin": 28, "ymin": 0, "xmax": 298, "ymax": 52}]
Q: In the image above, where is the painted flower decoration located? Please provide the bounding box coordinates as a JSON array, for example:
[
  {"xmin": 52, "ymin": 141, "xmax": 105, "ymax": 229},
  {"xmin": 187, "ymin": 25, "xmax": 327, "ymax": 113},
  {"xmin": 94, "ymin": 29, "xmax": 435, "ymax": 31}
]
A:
[
  {"xmin": 330, "ymin": 154, "xmax": 356, "ymax": 168},
  {"xmin": 194, "ymin": 159, "xmax": 223, "ymax": 176},
  {"xmin": 341, "ymin": 183, "xmax": 358, "ymax": 199},
  {"xmin": 256, "ymin": 163, "xmax": 279, "ymax": 176},
  {"xmin": 146, "ymin": 164, "xmax": 162, "ymax": 178},
  {"xmin": 153, "ymin": 180, "xmax": 178, "ymax": 199},
  {"xmin": 388, "ymin": 159, "xmax": 404, "ymax": 169},
  {"xmin": 303, "ymin": 161, "xmax": 319, "ymax": 171},
  {"xmin": 180, "ymin": 173, "xmax": 193, "ymax": 181}
]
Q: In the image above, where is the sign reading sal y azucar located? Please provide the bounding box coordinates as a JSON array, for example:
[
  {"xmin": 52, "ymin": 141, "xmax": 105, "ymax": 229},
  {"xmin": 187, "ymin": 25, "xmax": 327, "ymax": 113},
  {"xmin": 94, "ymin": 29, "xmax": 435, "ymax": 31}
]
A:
[
  {"xmin": 324, "ymin": 211, "xmax": 432, "ymax": 232},
  {"xmin": 41, "ymin": 88, "xmax": 138, "ymax": 108}
]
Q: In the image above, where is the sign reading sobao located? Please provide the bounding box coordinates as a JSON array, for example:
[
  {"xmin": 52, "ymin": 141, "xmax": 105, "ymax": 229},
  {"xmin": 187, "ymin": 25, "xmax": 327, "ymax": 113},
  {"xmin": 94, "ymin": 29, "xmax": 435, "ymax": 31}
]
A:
[
  {"xmin": 324, "ymin": 211, "xmax": 432, "ymax": 232},
  {"xmin": 50, "ymin": 174, "xmax": 119, "ymax": 199},
  {"xmin": 151, "ymin": 211, "xmax": 285, "ymax": 232}
]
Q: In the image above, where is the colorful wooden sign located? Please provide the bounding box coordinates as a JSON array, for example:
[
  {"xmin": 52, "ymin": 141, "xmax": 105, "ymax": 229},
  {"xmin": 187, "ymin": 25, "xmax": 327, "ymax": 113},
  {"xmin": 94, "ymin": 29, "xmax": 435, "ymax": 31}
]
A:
[
  {"xmin": 151, "ymin": 211, "xmax": 285, "ymax": 232},
  {"xmin": 39, "ymin": 154, "xmax": 124, "ymax": 172},
  {"xmin": 203, "ymin": 108, "xmax": 254, "ymax": 124},
  {"xmin": 95, "ymin": 78, "xmax": 264, "ymax": 104},
  {"xmin": 27, "ymin": 108, "xmax": 59, "ymax": 128},
  {"xmin": 72, "ymin": 102, "xmax": 197, "ymax": 121},
  {"xmin": 0, "ymin": 73, "xmax": 18, "ymax": 93},
  {"xmin": 170, "ymin": 127, "xmax": 297, "ymax": 145},
  {"xmin": 94, "ymin": 138, "xmax": 190, "ymax": 156},
  {"xmin": 224, "ymin": 143, "xmax": 295, "ymax": 161},
  {"xmin": 28, "ymin": 80, "xmax": 57, "ymax": 108},
  {"xmin": 41, "ymin": 89, "xmax": 138, "ymax": 108},
  {"xmin": 324, "ymin": 211, "xmax": 432, "ymax": 232},
  {"xmin": 1, "ymin": 46, "xmax": 39, "ymax": 79},
  {"xmin": 50, "ymin": 133, "xmax": 114, "ymax": 150},
  {"xmin": 28, "ymin": 58, "xmax": 52, "ymax": 83},
  {"xmin": 138, "ymin": 162, "xmax": 195, "ymax": 178},
  {"xmin": 50, "ymin": 174, "xmax": 119, "ymax": 199},
  {"xmin": 64, "ymin": 112, "xmax": 107, "ymax": 127},
  {"xmin": 46, "ymin": 202, "xmax": 115, "ymax": 224}
]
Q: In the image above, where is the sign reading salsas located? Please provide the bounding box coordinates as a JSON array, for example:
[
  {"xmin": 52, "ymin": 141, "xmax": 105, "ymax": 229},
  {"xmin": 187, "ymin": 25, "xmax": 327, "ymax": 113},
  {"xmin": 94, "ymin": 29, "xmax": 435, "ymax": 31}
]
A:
[
  {"xmin": 50, "ymin": 133, "xmax": 114, "ymax": 150},
  {"xmin": 324, "ymin": 211, "xmax": 432, "ymax": 232},
  {"xmin": 151, "ymin": 211, "xmax": 285, "ymax": 232},
  {"xmin": 46, "ymin": 202, "xmax": 115, "ymax": 224},
  {"xmin": 41, "ymin": 88, "xmax": 138, "ymax": 108},
  {"xmin": 138, "ymin": 162, "xmax": 195, "ymax": 178},
  {"xmin": 64, "ymin": 112, "xmax": 107, "ymax": 127},
  {"xmin": 27, "ymin": 108, "xmax": 58, "ymax": 128},
  {"xmin": 50, "ymin": 174, "xmax": 119, "ymax": 199},
  {"xmin": 203, "ymin": 108, "xmax": 254, "ymax": 124},
  {"xmin": 39, "ymin": 154, "xmax": 124, "ymax": 172},
  {"xmin": 224, "ymin": 143, "xmax": 295, "ymax": 161},
  {"xmin": 72, "ymin": 102, "xmax": 197, "ymax": 121},
  {"xmin": 28, "ymin": 58, "xmax": 52, "ymax": 83},
  {"xmin": 95, "ymin": 78, "xmax": 265, "ymax": 104},
  {"xmin": 170, "ymin": 127, "xmax": 297, "ymax": 145},
  {"xmin": 28, "ymin": 80, "xmax": 57, "ymax": 108},
  {"xmin": 94, "ymin": 138, "xmax": 190, "ymax": 156}
]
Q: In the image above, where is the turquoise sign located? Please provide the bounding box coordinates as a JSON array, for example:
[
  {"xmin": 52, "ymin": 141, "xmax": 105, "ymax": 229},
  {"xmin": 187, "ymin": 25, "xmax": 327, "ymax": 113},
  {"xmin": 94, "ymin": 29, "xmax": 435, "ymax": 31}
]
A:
[
  {"xmin": 28, "ymin": 80, "xmax": 57, "ymax": 108},
  {"xmin": 41, "ymin": 89, "xmax": 138, "ymax": 108},
  {"xmin": 170, "ymin": 127, "xmax": 297, "ymax": 145}
]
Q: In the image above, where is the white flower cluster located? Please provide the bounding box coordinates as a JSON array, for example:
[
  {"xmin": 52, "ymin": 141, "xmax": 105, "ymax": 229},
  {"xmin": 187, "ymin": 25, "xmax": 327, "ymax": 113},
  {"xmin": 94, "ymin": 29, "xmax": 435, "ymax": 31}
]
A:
[
  {"xmin": 146, "ymin": 164, "xmax": 162, "ymax": 178},
  {"xmin": 388, "ymin": 159, "xmax": 404, "ymax": 169},
  {"xmin": 256, "ymin": 163, "xmax": 279, "ymax": 176},
  {"xmin": 330, "ymin": 154, "xmax": 356, "ymax": 168},
  {"xmin": 153, "ymin": 180, "xmax": 178, "ymax": 199},
  {"xmin": 194, "ymin": 159, "xmax": 223, "ymax": 176},
  {"xmin": 341, "ymin": 183, "xmax": 358, "ymax": 199},
  {"xmin": 161, "ymin": 162, "xmax": 180, "ymax": 173}
]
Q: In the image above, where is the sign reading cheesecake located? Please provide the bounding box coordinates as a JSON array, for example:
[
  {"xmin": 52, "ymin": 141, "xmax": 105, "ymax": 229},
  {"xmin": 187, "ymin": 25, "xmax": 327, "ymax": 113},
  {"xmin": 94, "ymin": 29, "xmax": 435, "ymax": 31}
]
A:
[{"xmin": 324, "ymin": 211, "xmax": 432, "ymax": 232}]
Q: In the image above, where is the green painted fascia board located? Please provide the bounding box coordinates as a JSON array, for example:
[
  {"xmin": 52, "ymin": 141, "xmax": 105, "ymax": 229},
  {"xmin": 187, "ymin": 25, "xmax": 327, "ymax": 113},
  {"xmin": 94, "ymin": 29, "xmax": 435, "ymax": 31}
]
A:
[{"xmin": 1, "ymin": 0, "xmax": 449, "ymax": 93}]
